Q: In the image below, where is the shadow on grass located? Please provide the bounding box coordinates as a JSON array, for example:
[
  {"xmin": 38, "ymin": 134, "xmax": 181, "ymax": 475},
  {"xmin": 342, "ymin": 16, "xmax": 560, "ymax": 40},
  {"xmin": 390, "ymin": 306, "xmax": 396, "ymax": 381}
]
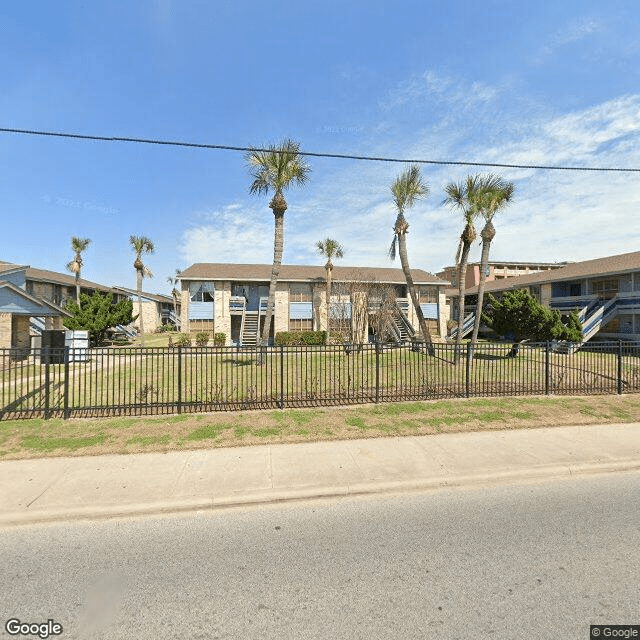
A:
[{"xmin": 222, "ymin": 358, "xmax": 256, "ymax": 366}]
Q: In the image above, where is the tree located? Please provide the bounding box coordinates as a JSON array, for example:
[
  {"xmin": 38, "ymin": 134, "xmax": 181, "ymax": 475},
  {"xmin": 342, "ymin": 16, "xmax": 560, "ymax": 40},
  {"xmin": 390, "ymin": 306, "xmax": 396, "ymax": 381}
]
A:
[
  {"xmin": 129, "ymin": 235, "xmax": 155, "ymax": 346},
  {"xmin": 316, "ymin": 237, "xmax": 344, "ymax": 341},
  {"xmin": 389, "ymin": 164, "xmax": 433, "ymax": 351},
  {"xmin": 481, "ymin": 289, "xmax": 583, "ymax": 356},
  {"xmin": 469, "ymin": 176, "xmax": 515, "ymax": 352},
  {"xmin": 167, "ymin": 268, "xmax": 181, "ymax": 330},
  {"xmin": 443, "ymin": 175, "xmax": 488, "ymax": 364},
  {"xmin": 64, "ymin": 291, "xmax": 136, "ymax": 346},
  {"xmin": 66, "ymin": 236, "xmax": 91, "ymax": 306},
  {"xmin": 246, "ymin": 139, "xmax": 311, "ymax": 348}
]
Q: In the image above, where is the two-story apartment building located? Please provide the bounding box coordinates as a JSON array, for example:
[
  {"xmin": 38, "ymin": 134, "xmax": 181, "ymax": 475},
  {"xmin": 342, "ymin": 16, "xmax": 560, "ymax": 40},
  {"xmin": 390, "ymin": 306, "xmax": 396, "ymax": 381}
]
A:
[
  {"xmin": 0, "ymin": 260, "xmax": 128, "ymax": 354},
  {"xmin": 458, "ymin": 250, "xmax": 640, "ymax": 343},
  {"xmin": 178, "ymin": 263, "xmax": 449, "ymax": 346},
  {"xmin": 438, "ymin": 260, "xmax": 570, "ymax": 290},
  {"xmin": 112, "ymin": 286, "xmax": 180, "ymax": 333}
]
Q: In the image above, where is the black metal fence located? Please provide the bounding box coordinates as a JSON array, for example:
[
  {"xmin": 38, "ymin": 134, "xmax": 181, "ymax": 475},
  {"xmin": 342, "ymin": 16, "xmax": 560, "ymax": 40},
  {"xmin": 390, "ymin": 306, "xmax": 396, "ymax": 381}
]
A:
[{"xmin": 1, "ymin": 341, "xmax": 639, "ymax": 420}]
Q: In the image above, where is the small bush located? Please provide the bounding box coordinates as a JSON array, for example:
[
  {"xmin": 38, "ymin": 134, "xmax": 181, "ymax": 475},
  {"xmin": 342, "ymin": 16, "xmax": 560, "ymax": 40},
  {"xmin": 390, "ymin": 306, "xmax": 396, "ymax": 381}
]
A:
[
  {"xmin": 195, "ymin": 331, "xmax": 210, "ymax": 346},
  {"xmin": 213, "ymin": 332, "xmax": 226, "ymax": 346},
  {"xmin": 155, "ymin": 324, "xmax": 176, "ymax": 333},
  {"xmin": 275, "ymin": 331, "xmax": 327, "ymax": 346},
  {"xmin": 174, "ymin": 333, "xmax": 192, "ymax": 347}
]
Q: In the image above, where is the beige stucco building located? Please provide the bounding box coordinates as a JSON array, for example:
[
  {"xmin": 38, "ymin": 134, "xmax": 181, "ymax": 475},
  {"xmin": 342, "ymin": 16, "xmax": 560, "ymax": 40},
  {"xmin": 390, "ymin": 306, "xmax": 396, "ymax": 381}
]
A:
[{"xmin": 178, "ymin": 263, "xmax": 449, "ymax": 346}]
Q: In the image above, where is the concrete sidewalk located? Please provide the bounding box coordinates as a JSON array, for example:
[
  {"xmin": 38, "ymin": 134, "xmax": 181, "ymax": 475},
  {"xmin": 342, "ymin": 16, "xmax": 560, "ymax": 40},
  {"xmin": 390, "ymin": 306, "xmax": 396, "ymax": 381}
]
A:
[{"xmin": 2, "ymin": 423, "xmax": 640, "ymax": 527}]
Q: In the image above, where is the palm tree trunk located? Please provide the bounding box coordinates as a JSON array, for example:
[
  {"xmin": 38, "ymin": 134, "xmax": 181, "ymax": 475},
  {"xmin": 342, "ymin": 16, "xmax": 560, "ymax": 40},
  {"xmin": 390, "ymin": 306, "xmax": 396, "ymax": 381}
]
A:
[
  {"xmin": 261, "ymin": 209, "xmax": 284, "ymax": 346},
  {"xmin": 470, "ymin": 222, "xmax": 495, "ymax": 351},
  {"xmin": 75, "ymin": 272, "xmax": 81, "ymax": 307},
  {"xmin": 397, "ymin": 233, "xmax": 433, "ymax": 349},
  {"xmin": 453, "ymin": 240, "xmax": 472, "ymax": 365},
  {"xmin": 325, "ymin": 266, "xmax": 332, "ymax": 342},
  {"xmin": 137, "ymin": 269, "xmax": 145, "ymax": 347}
]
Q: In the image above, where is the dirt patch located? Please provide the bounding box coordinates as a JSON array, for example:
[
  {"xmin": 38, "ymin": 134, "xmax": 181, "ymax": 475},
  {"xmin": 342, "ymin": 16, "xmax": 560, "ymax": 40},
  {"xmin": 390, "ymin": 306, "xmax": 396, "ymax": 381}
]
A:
[{"xmin": 1, "ymin": 394, "xmax": 640, "ymax": 460}]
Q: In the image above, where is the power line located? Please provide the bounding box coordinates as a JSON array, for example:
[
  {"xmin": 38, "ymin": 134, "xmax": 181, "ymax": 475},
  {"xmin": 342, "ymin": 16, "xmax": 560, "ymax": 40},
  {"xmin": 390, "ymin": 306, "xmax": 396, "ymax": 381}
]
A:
[{"xmin": 1, "ymin": 126, "xmax": 639, "ymax": 173}]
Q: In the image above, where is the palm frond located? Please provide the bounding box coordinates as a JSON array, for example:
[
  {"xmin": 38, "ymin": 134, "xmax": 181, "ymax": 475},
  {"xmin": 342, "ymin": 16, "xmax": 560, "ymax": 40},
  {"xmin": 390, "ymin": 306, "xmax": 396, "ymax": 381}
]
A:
[
  {"xmin": 388, "ymin": 235, "xmax": 398, "ymax": 261},
  {"xmin": 316, "ymin": 237, "xmax": 344, "ymax": 260},
  {"xmin": 391, "ymin": 164, "xmax": 428, "ymax": 216},
  {"xmin": 71, "ymin": 236, "xmax": 91, "ymax": 253},
  {"xmin": 129, "ymin": 235, "xmax": 155, "ymax": 255},
  {"xmin": 246, "ymin": 139, "xmax": 311, "ymax": 196},
  {"xmin": 454, "ymin": 238, "xmax": 463, "ymax": 265},
  {"xmin": 66, "ymin": 260, "xmax": 80, "ymax": 275}
]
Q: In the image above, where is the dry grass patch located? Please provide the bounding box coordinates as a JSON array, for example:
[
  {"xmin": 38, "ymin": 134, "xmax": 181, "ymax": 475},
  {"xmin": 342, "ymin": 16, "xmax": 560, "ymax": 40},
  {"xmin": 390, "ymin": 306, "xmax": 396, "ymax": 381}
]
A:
[{"xmin": 1, "ymin": 394, "xmax": 640, "ymax": 460}]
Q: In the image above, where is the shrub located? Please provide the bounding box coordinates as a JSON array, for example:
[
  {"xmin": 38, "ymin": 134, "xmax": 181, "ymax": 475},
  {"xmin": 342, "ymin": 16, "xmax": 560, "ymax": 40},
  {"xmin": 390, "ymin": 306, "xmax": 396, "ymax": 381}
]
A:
[
  {"xmin": 174, "ymin": 333, "xmax": 192, "ymax": 347},
  {"xmin": 213, "ymin": 332, "xmax": 226, "ymax": 346},
  {"xmin": 275, "ymin": 331, "xmax": 327, "ymax": 346},
  {"xmin": 155, "ymin": 324, "xmax": 176, "ymax": 333},
  {"xmin": 195, "ymin": 331, "xmax": 210, "ymax": 346}
]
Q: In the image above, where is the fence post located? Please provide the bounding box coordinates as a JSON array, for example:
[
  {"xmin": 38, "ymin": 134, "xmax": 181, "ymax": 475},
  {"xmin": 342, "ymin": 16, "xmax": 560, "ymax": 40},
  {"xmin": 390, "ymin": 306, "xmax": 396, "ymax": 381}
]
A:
[
  {"xmin": 617, "ymin": 340, "xmax": 623, "ymax": 395},
  {"xmin": 43, "ymin": 347, "xmax": 51, "ymax": 419},
  {"xmin": 545, "ymin": 342, "xmax": 550, "ymax": 395},
  {"xmin": 177, "ymin": 345, "xmax": 182, "ymax": 414},
  {"xmin": 375, "ymin": 340, "xmax": 381, "ymax": 404},
  {"xmin": 465, "ymin": 342, "xmax": 471, "ymax": 398},
  {"xmin": 63, "ymin": 346, "xmax": 70, "ymax": 419},
  {"xmin": 279, "ymin": 345, "xmax": 285, "ymax": 409}
]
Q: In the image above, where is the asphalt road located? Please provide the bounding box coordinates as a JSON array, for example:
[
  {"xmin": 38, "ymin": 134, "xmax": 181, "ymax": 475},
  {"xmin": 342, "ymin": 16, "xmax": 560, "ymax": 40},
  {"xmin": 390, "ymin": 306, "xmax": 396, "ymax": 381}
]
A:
[{"xmin": 2, "ymin": 472, "xmax": 639, "ymax": 640}]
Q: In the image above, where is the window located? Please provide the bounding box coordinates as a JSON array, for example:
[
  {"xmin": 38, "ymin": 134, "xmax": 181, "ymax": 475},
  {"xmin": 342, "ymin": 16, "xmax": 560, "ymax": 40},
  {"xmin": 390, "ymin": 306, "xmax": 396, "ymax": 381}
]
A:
[
  {"xmin": 529, "ymin": 285, "xmax": 541, "ymax": 302},
  {"xmin": 190, "ymin": 319, "xmax": 214, "ymax": 332},
  {"xmin": 569, "ymin": 283, "xmax": 581, "ymax": 297},
  {"xmin": 592, "ymin": 279, "xmax": 619, "ymax": 298},
  {"xmin": 418, "ymin": 286, "xmax": 437, "ymax": 304},
  {"xmin": 289, "ymin": 283, "xmax": 312, "ymax": 302},
  {"xmin": 189, "ymin": 282, "xmax": 214, "ymax": 302},
  {"xmin": 289, "ymin": 318, "xmax": 312, "ymax": 331}
]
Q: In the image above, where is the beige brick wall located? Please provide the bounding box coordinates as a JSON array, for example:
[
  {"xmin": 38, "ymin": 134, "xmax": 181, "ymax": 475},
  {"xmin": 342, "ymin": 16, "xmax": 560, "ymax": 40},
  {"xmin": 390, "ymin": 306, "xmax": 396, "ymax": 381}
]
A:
[
  {"xmin": 541, "ymin": 283, "xmax": 552, "ymax": 307},
  {"xmin": 43, "ymin": 316, "xmax": 64, "ymax": 330},
  {"xmin": 0, "ymin": 313, "xmax": 11, "ymax": 349},
  {"xmin": 274, "ymin": 283, "xmax": 289, "ymax": 336},
  {"xmin": 13, "ymin": 316, "xmax": 30, "ymax": 353},
  {"xmin": 141, "ymin": 301, "xmax": 161, "ymax": 334},
  {"xmin": 437, "ymin": 289, "xmax": 448, "ymax": 339},
  {"xmin": 214, "ymin": 282, "xmax": 231, "ymax": 343},
  {"xmin": 180, "ymin": 284, "xmax": 190, "ymax": 333}
]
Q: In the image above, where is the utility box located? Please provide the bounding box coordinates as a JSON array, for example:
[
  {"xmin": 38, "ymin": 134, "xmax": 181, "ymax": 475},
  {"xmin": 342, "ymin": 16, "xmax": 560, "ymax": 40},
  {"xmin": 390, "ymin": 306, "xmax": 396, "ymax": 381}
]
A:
[
  {"xmin": 65, "ymin": 330, "xmax": 90, "ymax": 362},
  {"xmin": 41, "ymin": 330, "xmax": 66, "ymax": 364}
]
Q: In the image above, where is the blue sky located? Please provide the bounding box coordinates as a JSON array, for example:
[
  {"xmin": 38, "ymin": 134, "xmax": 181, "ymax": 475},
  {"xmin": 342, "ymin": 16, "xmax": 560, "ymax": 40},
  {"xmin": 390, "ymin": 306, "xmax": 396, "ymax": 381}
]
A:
[{"xmin": 1, "ymin": 0, "xmax": 639, "ymax": 294}]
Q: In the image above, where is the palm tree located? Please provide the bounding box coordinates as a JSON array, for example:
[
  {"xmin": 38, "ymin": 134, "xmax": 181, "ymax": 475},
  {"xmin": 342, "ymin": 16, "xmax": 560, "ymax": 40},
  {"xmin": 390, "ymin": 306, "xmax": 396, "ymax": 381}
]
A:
[
  {"xmin": 443, "ymin": 174, "xmax": 487, "ymax": 364},
  {"xmin": 389, "ymin": 164, "xmax": 433, "ymax": 350},
  {"xmin": 129, "ymin": 235, "xmax": 155, "ymax": 346},
  {"xmin": 316, "ymin": 237, "xmax": 344, "ymax": 341},
  {"xmin": 469, "ymin": 176, "xmax": 515, "ymax": 351},
  {"xmin": 246, "ymin": 139, "xmax": 311, "ymax": 346},
  {"xmin": 167, "ymin": 268, "xmax": 181, "ymax": 331},
  {"xmin": 66, "ymin": 236, "xmax": 91, "ymax": 306}
]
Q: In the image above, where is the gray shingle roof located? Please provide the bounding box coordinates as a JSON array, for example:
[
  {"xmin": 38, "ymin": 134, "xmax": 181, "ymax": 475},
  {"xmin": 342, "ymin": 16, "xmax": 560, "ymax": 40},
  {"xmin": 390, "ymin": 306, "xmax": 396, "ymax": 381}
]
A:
[
  {"xmin": 179, "ymin": 263, "xmax": 448, "ymax": 285},
  {"xmin": 463, "ymin": 251, "xmax": 640, "ymax": 296}
]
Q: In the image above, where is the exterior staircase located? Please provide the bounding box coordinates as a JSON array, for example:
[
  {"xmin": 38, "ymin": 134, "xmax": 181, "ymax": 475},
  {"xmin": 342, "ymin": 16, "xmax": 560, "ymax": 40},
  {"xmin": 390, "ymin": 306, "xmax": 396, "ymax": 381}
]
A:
[
  {"xmin": 240, "ymin": 312, "xmax": 260, "ymax": 346},
  {"xmin": 581, "ymin": 297, "xmax": 622, "ymax": 342},
  {"xmin": 388, "ymin": 303, "xmax": 415, "ymax": 343},
  {"xmin": 448, "ymin": 313, "xmax": 475, "ymax": 341},
  {"xmin": 30, "ymin": 317, "xmax": 46, "ymax": 335}
]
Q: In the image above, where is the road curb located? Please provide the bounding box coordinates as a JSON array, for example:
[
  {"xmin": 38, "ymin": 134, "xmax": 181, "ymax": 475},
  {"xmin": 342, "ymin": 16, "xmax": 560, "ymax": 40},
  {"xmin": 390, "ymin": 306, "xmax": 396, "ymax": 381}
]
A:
[{"xmin": 2, "ymin": 458, "xmax": 640, "ymax": 528}]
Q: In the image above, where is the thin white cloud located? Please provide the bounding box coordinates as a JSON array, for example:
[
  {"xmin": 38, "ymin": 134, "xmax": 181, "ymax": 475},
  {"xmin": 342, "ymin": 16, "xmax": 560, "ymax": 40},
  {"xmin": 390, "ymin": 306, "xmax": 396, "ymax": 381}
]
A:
[
  {"xmin": 536, "ymin": 17, "xmax": 602, "ymax": 62},
  {"xmin": 178, "ymin": 72, "xmax": 640, "ymax": 277}
]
